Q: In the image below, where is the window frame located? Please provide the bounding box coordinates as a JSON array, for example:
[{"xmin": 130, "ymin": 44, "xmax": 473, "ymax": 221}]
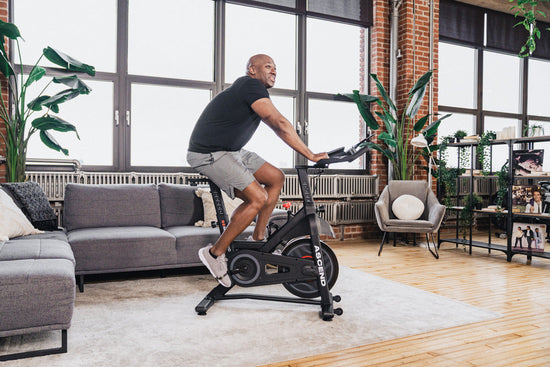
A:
[{"xmin": 10, "ymin": 0, "xmax": 370, "ymax": 174}]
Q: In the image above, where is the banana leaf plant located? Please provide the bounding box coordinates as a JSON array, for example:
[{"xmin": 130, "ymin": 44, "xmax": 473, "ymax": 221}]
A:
[
  {"xmin": 0, "ymin": 19, "xmax": 95, "ymax": 182},
  {"xmin": 339, "ymin": 71, "xmax": 450, "ymax": 181}
]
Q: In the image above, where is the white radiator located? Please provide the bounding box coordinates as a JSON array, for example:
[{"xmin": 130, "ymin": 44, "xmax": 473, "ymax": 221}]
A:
[{"xmin": 27, "ymin": 171, "xmax": 378, "ymax": 225}]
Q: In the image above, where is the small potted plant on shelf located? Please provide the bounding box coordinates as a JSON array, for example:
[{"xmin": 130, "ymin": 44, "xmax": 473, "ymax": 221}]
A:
[
  {"xmin": 471, "ymin": 193, "xmax": 483, "ymax": 210},
  {"xmin": 524, "ymin": 124, "xmax": 545, "ymax": 137},
  {"xmin": 454, "ymin": 130, "xmax": 468, "ymax": 142}
]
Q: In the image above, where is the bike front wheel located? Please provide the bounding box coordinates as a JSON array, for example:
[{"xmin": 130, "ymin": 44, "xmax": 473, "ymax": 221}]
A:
[{"xmin": 280, "ymin": 238, "xmax": 339, "ymax": 298}]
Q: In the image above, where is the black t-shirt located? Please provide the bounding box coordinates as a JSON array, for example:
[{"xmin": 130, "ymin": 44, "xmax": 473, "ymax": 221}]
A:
[{"xmin": 188, "ymin": 76, "xmax": 270, "ymax": 153}]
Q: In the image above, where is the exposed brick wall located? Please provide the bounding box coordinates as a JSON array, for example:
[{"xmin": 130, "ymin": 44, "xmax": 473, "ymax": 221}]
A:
[
  {"xmin": 369, "ymin": 0, "xmax": 440, "ymax": 194},
  {"xmin": 0, "ymin": 0, "xmax": 8, "ymax": 183}
]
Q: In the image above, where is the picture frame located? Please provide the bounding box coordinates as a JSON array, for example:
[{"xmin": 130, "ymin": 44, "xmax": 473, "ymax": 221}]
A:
[
  {"xmin": 511, "ymin": 222, "xmax": 546, "ymax": 252},
  {"xmin": 512, "ymin": 185, "xmax": 544, "ymax": 213},
  {"xmin": 512, "ymin": 149, "xmax": 544, "ymax": 176}
]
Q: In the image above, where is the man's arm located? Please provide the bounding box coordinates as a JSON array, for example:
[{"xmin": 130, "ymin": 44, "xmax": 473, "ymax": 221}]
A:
[{"xmin": 251, "ymin": 98, "xmax": 328, "ymax": 162}]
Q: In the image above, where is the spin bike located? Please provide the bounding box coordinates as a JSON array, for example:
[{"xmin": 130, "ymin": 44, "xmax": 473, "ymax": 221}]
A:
[{"xmin": 194, "ymin": 139, "xmax": 369, "ymax": 321}]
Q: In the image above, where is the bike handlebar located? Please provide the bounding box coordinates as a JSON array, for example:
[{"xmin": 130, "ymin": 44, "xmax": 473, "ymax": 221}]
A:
[{"xmin": 313, "ymin": 138, "xmax": 370, "ymax": 168}]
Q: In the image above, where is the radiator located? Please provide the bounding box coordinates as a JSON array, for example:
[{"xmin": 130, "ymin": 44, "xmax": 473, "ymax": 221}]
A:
[{"xmin": 27, "ymin": 171, "xmax": 378, "ymax": 226}]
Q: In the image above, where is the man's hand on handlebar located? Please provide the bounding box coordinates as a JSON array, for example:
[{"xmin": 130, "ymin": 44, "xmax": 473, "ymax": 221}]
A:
[{"xmin": 310, "ymin": 152, "xmax": 329, "ymax": 162}]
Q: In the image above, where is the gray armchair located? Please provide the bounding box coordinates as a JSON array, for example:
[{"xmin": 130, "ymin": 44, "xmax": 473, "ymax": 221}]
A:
[{"xmin": 374, "ymin": 180, "xmax": 446, "ymax": 259}]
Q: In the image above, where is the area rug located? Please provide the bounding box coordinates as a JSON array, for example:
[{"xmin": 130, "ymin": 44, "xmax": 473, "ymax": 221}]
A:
[{"xmin": 0, "ymin": 267, "xmax": 500, "ymax": 367}]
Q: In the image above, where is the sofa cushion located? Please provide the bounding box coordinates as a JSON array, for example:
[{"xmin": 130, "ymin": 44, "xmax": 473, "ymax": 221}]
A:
[
  {"xmin": 0, "ymin": 239, "xmax": 75, "ymax": 265},
  {"xmin": 67, "ymin": 226, "xmax": 177, "ymax": 273},
  {"xmin": 392, "ymin": 194, "xmax": 425, "ymax": 220},
  {"xmin": 10, "ymin": 230, "xmax": 68, "ymax": 242},
  {"xmin": 195, "ymin": 187, "xmax": 244, "ymax": 228},
  {"xmin": 1, "ymin": 181, "xmax": 58, "ymax": 231},
  {"xmin": 158, "ymin": 183, "xmax": 203, "ymax": 228},
  {"xmin": 0, "ymin": 188, "xmax": 42, "ymax": 241},
  {"xmin": 64, "ymin": 184, "xmax": 162, "ymax": 231},
  {"xmin": 164, "ymin": 226, "xmax": 254, "ymax": 264},
  {"xmin": 0, "ymin": 258, "xmax": 75, "ymax": 337}
]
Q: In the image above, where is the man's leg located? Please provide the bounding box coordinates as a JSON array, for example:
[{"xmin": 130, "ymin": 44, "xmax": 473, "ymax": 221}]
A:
[
  {"xmin": 251, "ymin": 162, "xmax": 285, "ymax": 240},
  {"xmin": 209, "ymin": 181, "xmax": 268, "ymax": 257}
]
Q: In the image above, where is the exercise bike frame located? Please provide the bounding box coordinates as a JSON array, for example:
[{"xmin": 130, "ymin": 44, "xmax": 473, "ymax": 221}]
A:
[
  {"xmin": 194, "ymin": 138, "xmax": 369, "ymax": 320},
  {"xmin": 194, "ymin": 165, "xmax": 339, "ymax": 321}
]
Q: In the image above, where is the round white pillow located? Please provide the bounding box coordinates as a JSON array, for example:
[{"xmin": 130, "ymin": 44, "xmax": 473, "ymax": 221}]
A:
[{"xmin": 392, "ymin": 194, "xmax": 424, "ymax": 220}]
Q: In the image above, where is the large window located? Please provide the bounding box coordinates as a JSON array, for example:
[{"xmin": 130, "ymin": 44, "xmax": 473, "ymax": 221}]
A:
[
  {"xmin": 438, "ymin": 41, "xmax": 550, "ymax": 173},
  {"xmin": 13, "ymin": 0, "xmax": 370, "ymax": 172}
]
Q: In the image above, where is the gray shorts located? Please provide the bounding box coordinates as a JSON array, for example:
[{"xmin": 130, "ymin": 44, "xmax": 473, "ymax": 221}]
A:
[{"xmin": 187, "ymin": 149, "xmax": 266, "ymax": 199}]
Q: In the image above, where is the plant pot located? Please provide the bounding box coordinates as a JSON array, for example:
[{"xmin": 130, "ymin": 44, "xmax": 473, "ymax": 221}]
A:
[{"xmin": 530, "ymin": 127, "xmax": 545, "ymax": 137}]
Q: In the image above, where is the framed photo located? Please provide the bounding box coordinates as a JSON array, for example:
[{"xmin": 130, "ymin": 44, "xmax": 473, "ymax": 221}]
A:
[
  {"xmin": 511, "ymin": 222, "xmax": 546, "ymax": 252},
  {"xmin": 512, "ymin": 149, "xmax": 544, "ymax": 176},
  {"xmin": 512, "ymin": 185, "xmax": 544, "ymax": 213}
]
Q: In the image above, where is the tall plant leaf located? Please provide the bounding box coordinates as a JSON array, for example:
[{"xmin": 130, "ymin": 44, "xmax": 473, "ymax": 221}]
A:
[
  {"xmin": 53, "ymin": 75, "xmax": 91, "ymax": 93},
  {"xmin": 24, "ymin": 66, "xmax": 46, "ymax": 87},
  {"xmin": 0, "ymin": 49, "xmax": 15, "ymax": 78},
  {"xmin": 41, "ymin": 89, "xmax": 83, "ymax": 109},
  {"xmin": 370, "ymin": 73, "xmax": 397, "ymax": 112},
  {"xmin": 423, "ymin": 114, "xmax": 451, "ymax": 137},
  {"xmin": 32, "ymin": 115, "xmax": 80, "ymax": 139},
  {"xmin": 378, "ymin": 132, "xmax": 397, "ymax": 148},
  {"xmin": 39, "ymin": 130, "xmax": 69, "ymax": 156},
  {"xmin": 406, "ymin": 71, "xmax": 433, "ymax": 118},
  {"xmin": 351, "ymin": 90, "xmax": 379, "ymax": 130},
  {"xmin": 0, "ymin": 19, "xmax": 21, "ymax": 40},
  {"xmin": 27, "ymin": 95, "xmax": 50, "ymax": 111},
  {"xmin": 413, "ymin": 114, "xmax": 430, "ymax": 132},
  {"xmin": 43, "ymin": 47, "xmax": 96, "ymax": 76}
]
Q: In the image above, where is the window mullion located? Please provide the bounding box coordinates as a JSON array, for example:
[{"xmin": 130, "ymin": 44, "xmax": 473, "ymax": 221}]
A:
[
  {"xmin": 295, "ymin": 11, "xmax": 307, "ymax": 167},
  {"xmin": 118, "ymin": 0, "xmax": 130, "ymax": 171}
]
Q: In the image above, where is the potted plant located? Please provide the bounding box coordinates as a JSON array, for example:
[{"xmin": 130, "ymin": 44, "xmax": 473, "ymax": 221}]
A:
[
  {"xmin": 338, "ymin": 71, "xmax": 450, "ymax": 180},
  {"xmin": 477, "ymin": 130, "xmax": 496, "ymax": 175},
  {"xmin": 471, "ymin": 192, "xmax": 483, "ymax": 210},
  {"xmin": 454, "ymin": 130, "xmax": 467, "ymax": 142},
  {"xmin": 524, "ymin": 124, "xmax": 545, "ymax": 137},
  {"xmin": 0, "ymin": 20, "xmax": 95, "ymax": 182}
]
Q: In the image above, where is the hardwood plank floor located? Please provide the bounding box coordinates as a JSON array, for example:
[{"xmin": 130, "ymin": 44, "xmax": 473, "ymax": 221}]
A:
[{"xmin": 263, "ymin": 237, "xmax": 550, "ymax": 367}]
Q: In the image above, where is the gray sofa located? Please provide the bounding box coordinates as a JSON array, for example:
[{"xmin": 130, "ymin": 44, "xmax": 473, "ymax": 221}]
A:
[{"xmin": 63, "ymin": 183, "xmax": 258, "ymax": 292}]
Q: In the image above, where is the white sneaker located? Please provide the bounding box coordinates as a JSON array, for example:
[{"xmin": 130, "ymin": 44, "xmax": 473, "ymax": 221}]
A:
[{"xmin": 198, "ymin": 244, "xmax": 231, "ymax": 288}]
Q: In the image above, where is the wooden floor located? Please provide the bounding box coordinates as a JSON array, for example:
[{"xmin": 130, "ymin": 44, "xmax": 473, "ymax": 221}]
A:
[{"xmin": 264, "ymin": 237, "xmax": 550, "ymax": 367}]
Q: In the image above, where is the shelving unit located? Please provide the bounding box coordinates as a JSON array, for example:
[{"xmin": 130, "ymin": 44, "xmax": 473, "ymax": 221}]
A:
[{"xmin": 438, "ymin": 136, "xmax": 550, "ymax": 262}]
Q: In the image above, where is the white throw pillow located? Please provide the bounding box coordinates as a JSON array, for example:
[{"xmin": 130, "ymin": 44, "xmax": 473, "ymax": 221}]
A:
[
  {"xmin": 0, "ymin": 189, "xmax": 43, "ymax": 241},
  {"xmin": 392, "ymin": 194, "xmax": 425, "ymax": 220},
  {"xmin": 195, "ymin": 188, "xmax": 244, "ymax": 228}
]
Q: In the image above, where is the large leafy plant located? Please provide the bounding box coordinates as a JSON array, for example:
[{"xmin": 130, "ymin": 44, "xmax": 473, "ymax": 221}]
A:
[
  {"xmin": 0, "ymin": 20, "xmax": 95, "ymax": 182},
  {"xmin": 340, "ymin": 71, "xmax": 450, "ymax": 181}
]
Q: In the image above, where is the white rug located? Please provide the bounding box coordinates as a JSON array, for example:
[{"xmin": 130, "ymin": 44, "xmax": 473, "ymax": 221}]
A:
[{"xmin": 1, "ymin": 267, "xmax": 501, "ymax": 367}]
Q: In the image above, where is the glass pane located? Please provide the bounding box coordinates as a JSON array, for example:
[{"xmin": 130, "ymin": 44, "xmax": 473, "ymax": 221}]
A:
[
  {"xmin": 485, "ymin": 116, "xmax": 521, "ymax": 171},
  {"xmin": 437, "ymin": 112, "xmax": 475, "ymax": 168},
  {"xmin": 307, "ymin": 18, "xmax": 365, "ymax": 94},
  {"xmin": 129, "ymin": 0, "xmax": 214, "ymax": 80},
  {"xmin": 13, "ymin": 0, "xmax": 116, "ymax": 72},
  {"xmin": 438, "ymin": 42, "xmax": 476, "ymax": 108},
  {"xmin": 26, "ymin": 80, "xmax": 114, "ymax": 166},
  {"xmin": 225, "ymin": 4, "xmax": 296, "ymax": 89},
  {"xmin": 308, "ymin": 99, "xmax": 364, "ymax": 169},
  {"xmin": 483, "ymin": 51, "xmax": 521, "ymax": 113},
  {"xmin": 528, "ymin": 59, "xmax": 550, "ymax": 117},
  {"xmin": 244, "ymin": 96, "xmax": 295, "ymax": 168},
  {"xmin": 131, "ymin": 84, "xmax": 211, "ymax": 166},
  {"xmin": 529, "ymin": 120, "xmax": 550, "ymax": 172}
]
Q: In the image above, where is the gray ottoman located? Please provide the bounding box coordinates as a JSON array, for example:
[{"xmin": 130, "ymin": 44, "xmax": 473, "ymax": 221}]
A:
[{"xmin": 0, "ymin": 239, "xmax": 75, "ymax": 361}]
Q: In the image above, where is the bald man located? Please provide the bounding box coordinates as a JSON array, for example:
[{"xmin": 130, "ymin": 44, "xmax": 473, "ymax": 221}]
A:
[{"xmin": 187, "ymin": 54, "xmax": 328, "ymax": 287}]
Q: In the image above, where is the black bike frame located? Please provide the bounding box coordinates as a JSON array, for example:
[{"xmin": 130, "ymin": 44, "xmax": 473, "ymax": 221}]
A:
[{"xmin": 197, "ymin": 165, "xmax": 336, "ymax": 319}]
